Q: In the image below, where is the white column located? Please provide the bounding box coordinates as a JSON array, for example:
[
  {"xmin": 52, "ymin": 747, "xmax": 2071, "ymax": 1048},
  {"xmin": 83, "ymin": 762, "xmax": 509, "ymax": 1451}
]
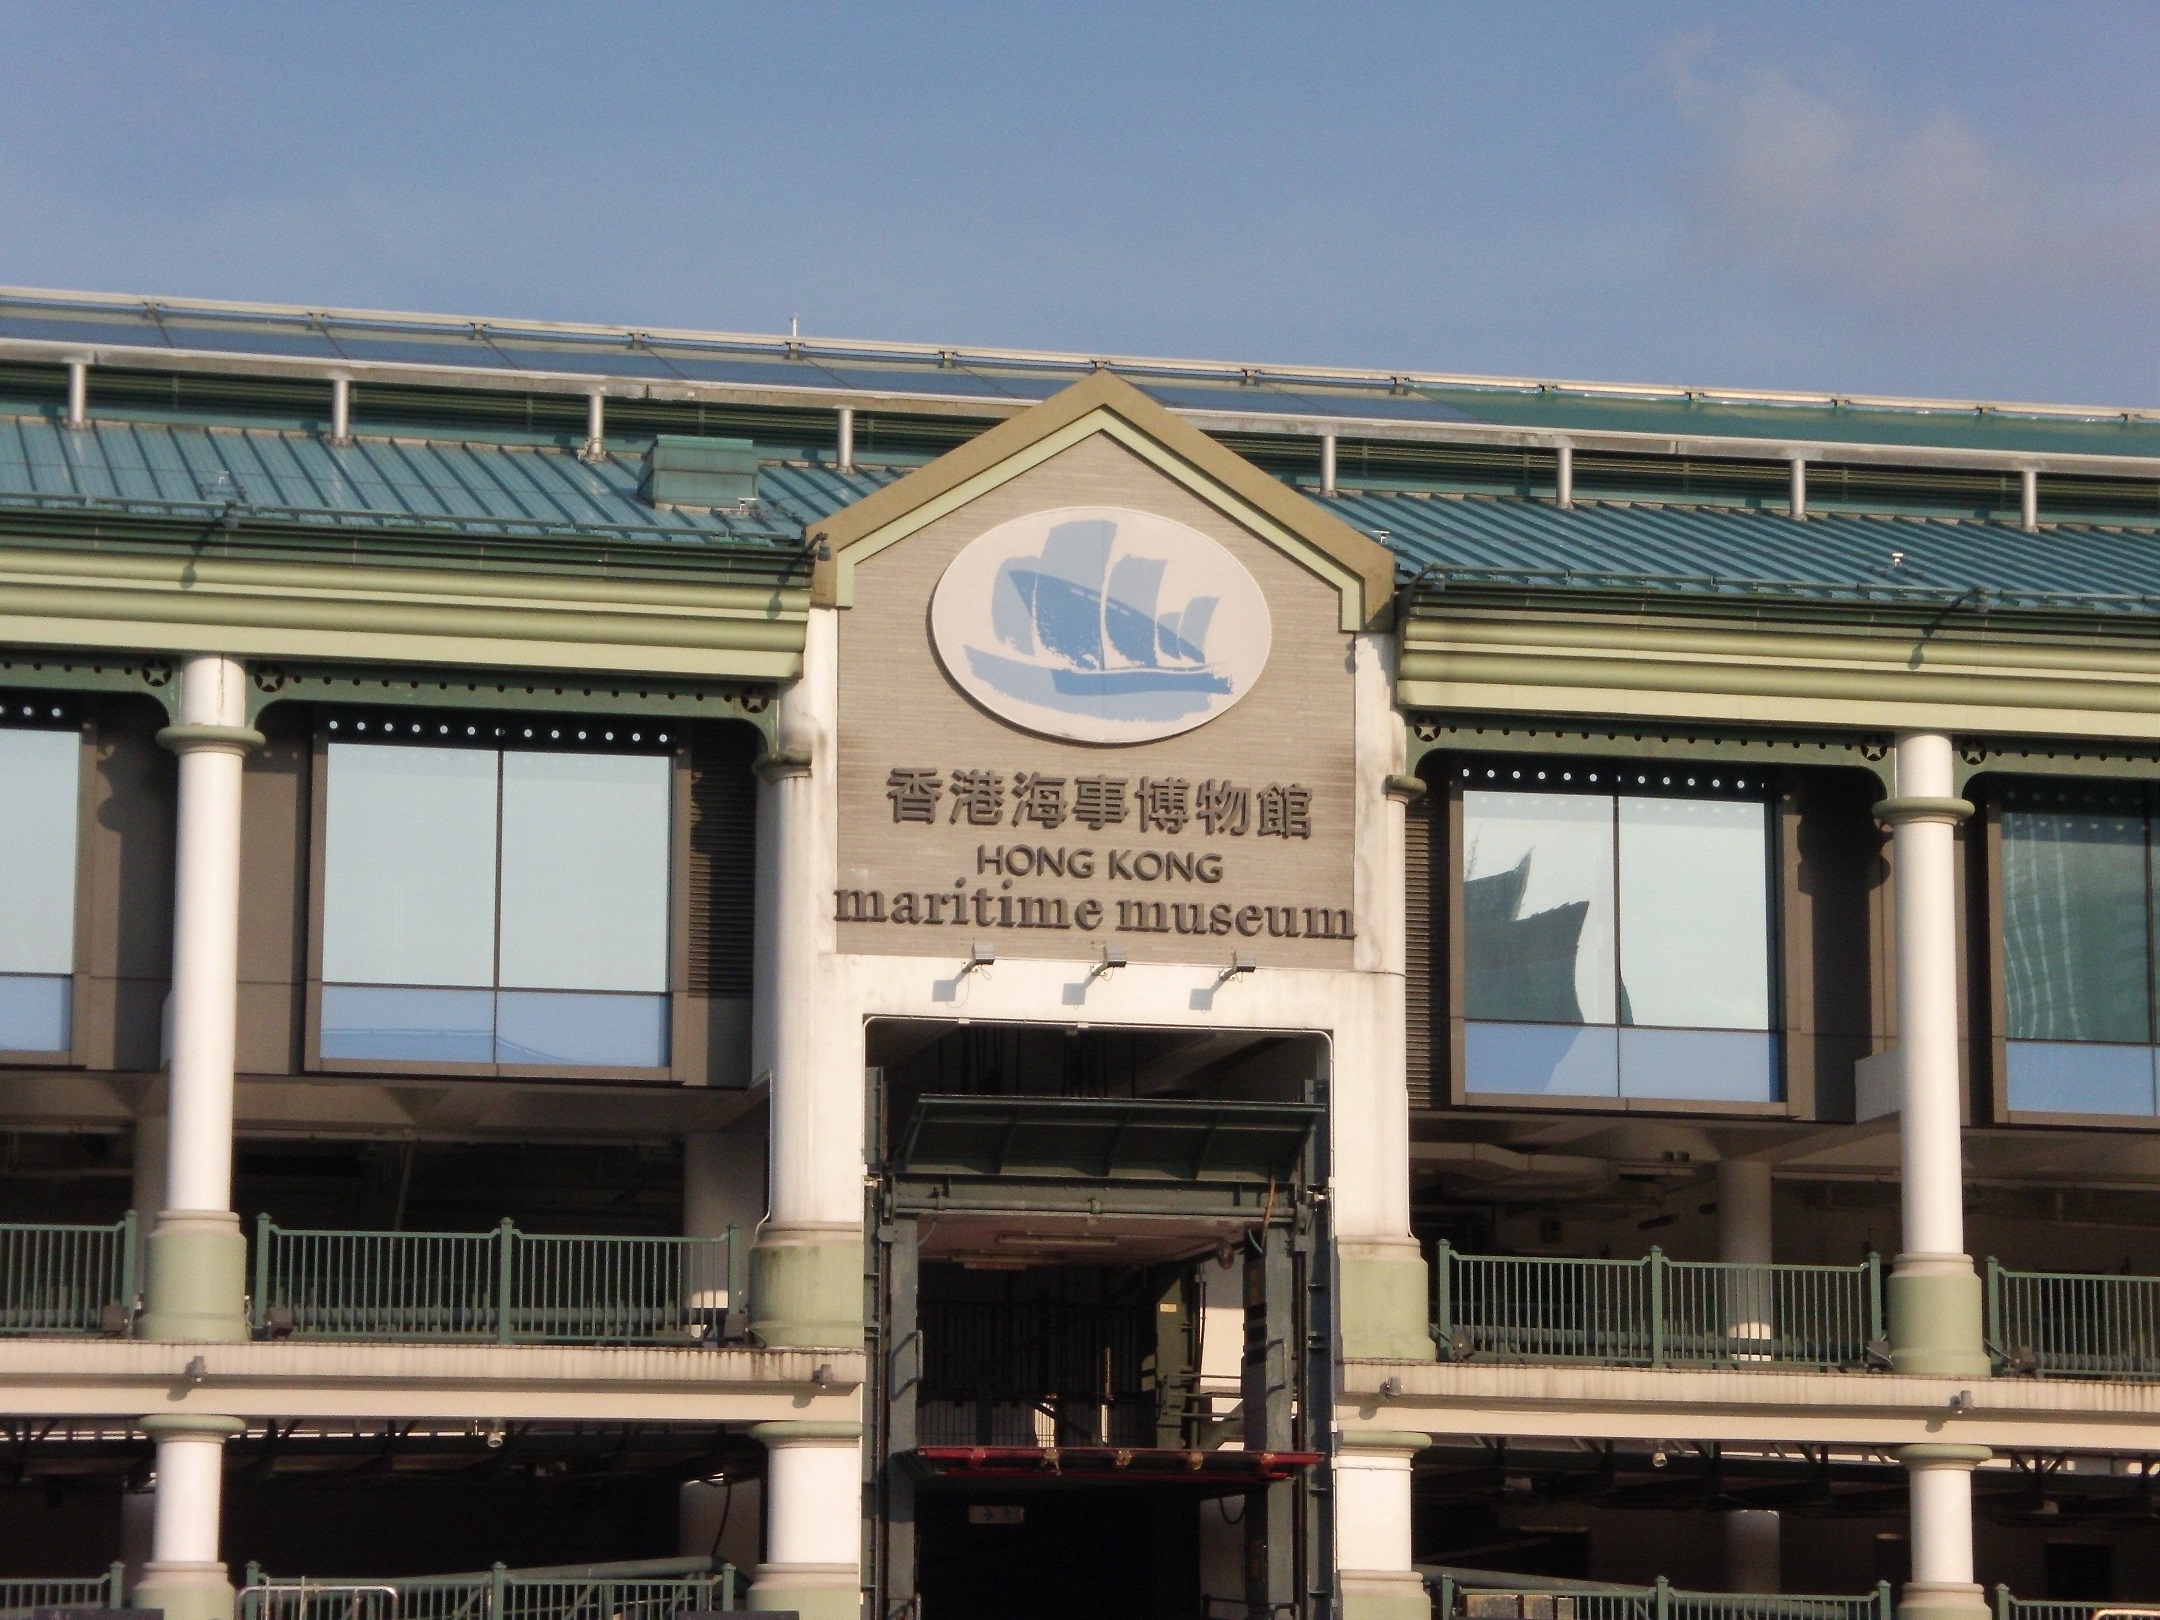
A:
[
  {"xmin": 1898, "ymin": 1446, "xmax": 1990, "ymax": 1620},
  {"xmin": 140, "ymin": 655, "xmax": 260, "ymax": 1343},
  {"xmin": 1555, "ymin": 442, "xmax": 1574, "ymax": 509},
  {"xmin": 134, "ymin": 1415, "xmax": 244, "ymax": 1620},
  {"xmin": 835, "ymin": 407, "xmax": 854, "ymax": 474},
  {"xmin": 1336, "ymin": 1433, "xmax": 1430, "ymax": 1620},
  {"xmin": 747, "ymin": 1423, "xmax": 861, "ymax": 1620},
  {"xmin": 1336, "ymin": 633, "xmax": 1430, "ymax": 1358},
  {"xmin": 1881, "ymin": 733, "xmax": 1987, "ymax": 1377},
  {"xmin": 750, "ymin": 606, "xmax": 862, "ymax": 1348}
]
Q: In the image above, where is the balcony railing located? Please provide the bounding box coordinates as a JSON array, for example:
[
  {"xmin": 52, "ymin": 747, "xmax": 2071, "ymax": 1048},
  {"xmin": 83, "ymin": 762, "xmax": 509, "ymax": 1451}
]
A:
[
  {"xmin": 1432, "ymin": 1243, "xmax": 1884, "ymax": 1370},
  {"xmin": 242, "ymin": 1559, "xmax": 738, "ymax": 1620},
  {"xmin": 1430, "ymin": 1571, "xmax": 1893, "ymax": 1620},
  {"xmin": 252, "ymin": 1217, "xmax": 742, "ymax": 1346},
  {"xmin": 0, "ymin": 1565, "xmax": 127, "ymax": 1616},
  {"xmin": 0, "ymin": 1217, "xmax": 134, "ymax": 1336},
  {"xmin": 1994, "ymin": 1588, "xmax": 2160, "ymax": 1620},
  {"xmin": 1986, "ymin": 1260, "xmax": 2160, "ymax": 1380}
]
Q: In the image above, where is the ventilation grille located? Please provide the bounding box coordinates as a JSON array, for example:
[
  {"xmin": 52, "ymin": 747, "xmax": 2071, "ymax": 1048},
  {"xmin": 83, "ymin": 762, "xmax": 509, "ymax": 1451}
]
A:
[
  {"xmin": 1405, "ymin": 787, "xmax": 1436, "ymax": 1109},
  {"xmin": 685, "ymin": 725, "xmax": 759, "ymax": 995}
]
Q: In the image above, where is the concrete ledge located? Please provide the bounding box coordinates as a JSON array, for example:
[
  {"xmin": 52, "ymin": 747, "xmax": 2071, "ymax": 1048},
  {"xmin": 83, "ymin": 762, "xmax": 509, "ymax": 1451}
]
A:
[
  {"xmin": 1342, "ymin": 1358, "xmax": 2160, "ymax": 1450},
  {"xmin": 0, "ymin": 1338, "xmax": 864, "ymax": 1422}
]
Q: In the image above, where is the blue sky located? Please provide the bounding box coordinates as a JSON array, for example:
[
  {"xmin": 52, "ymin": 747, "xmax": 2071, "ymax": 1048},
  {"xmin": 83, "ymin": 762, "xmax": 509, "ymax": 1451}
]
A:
[{"xmin": 3, "ymin": 3, "xmax": 2155, "ymax": 405}]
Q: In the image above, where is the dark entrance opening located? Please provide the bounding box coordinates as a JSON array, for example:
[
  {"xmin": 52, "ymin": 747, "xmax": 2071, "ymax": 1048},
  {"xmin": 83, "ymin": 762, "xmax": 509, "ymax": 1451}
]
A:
[
  {"xmin": 916, "ymin": 1488, "xmax": 1197, "ymax": 1620},
  {"xmin": 2045, "ymin": 1543, "xmax": 2113, "ymax": 1602}
]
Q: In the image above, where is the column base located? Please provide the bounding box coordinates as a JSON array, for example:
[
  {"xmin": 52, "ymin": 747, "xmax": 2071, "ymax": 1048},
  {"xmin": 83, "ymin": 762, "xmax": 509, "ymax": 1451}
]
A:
[
  {"xmin": 1897, "ymin": 1583, "xmax": 1989, "ymax": 1620},
  {"xmin": 1339, "ymin": 1243, "xmax": 1437, "ymax": 1362},
  {"xmin": 749, "ymin": 1225, "xmax": 863, "ymax": 1349},
  {"xmin": 133, "ymin": 1560, "xmax": 235, "ymax": 1620},
  {"xmin": 1341, "ymin": 1569, "xmax": 1433, "ymax": 1620},
  {"xmin": 747, "ymin": 1561, "xmax": 859, "ymax": 1620},
  {"xmin": 138, "ymin": 1211, "xmax": 249, "ymax": 1343},
  {"xmin": 1887, "ymin": 1254, "xmax": 1990, "ymax": 1378}
]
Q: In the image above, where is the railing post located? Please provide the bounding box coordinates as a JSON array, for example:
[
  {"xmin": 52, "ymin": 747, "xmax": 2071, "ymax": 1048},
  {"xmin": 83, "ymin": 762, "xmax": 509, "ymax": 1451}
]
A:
[
  {"xmin": 1992, "ymin": 1585, "xmax": 2009, "ymax": 1620},
  {"xmin": 1649, "ymin": 1249, "xmax": 1667, "ymax": 1368},
  {"xmin": 1983, "ymin": 1257, "xmax": 2001, "ymax": 1358},
  {"xmin": 496, "ymin": 1221, "xmax": 516, "ymax": 1346},
  {"xmin": 119, "ymin": 1212, "xmax": 139, "ymax": 1317},
  {"xmin": 107, "ymin": 1561, "xmax": 126, "ymax": 1608},
  {"xmin": 726, "ymin": 1221, "xmax": 743, "ymax": 1336},
  {"xmin": 1868, "ymin": 1253, "xmax": 1884, "ymax": 1348},
  {"xmin": 1876, "ymin": 1581, "xmax": 1893, "ymax": 1620},
  {"xmin": 1434, "ymin": 1240, "xmax": 1454, "ymax": 1355},
  {"xmin": 1655, "ymin": 1574, "xmax": 1671, "ymax": 1620},
  {"xmin": 253, "ymin": 1213, "xmax": 272, "ymax": 1337},
  {"xmin": 489, "ymin": 1563, "xmax": 508, "ymax": 1620},
  {"xmin": 722, "ymin": 1563, "xmax": 738, "ymax": 1611}
]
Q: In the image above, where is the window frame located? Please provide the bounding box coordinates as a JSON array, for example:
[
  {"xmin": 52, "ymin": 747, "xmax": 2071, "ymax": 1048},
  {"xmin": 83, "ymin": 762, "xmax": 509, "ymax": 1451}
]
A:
[
  {"xmin": 302, "ymin": 711, "xmax": 692, "ymax": 1083},
  {"xmin": 1978, "ymin": 774, "xmax": 2160, "ymax": 1129},
  {"xmin": 1438, "ymin": 755, "xmax": 1800, "ymax": 1118},
  {"xmin": 0, "ymin": 696, "xmax": 91, "ymax": 1069}
]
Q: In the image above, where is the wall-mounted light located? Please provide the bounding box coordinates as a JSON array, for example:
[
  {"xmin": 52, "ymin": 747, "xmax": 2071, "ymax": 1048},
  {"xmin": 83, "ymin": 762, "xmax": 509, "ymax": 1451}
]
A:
[
  {"xmin": 1214, "ymin": 951, "xmax": 1258, "ymax": 987},
  {"xmin": 959, "ymin": 940, "xmax": 998, "ymax": 978},
  {"xmin": 1085, "ymin": 943, "xmax": 1128, "ymax": 984}
]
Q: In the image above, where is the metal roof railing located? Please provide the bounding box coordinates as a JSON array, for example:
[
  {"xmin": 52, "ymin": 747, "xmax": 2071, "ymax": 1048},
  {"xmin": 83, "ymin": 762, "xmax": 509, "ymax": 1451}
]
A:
[
  {"xmin": 0, "ymin": 1565, "xmax": 127, "ymax": 1616},
  {"xmin": 1428, "ymin": 1571, "xmax": 1893, "ymax": 1620}
]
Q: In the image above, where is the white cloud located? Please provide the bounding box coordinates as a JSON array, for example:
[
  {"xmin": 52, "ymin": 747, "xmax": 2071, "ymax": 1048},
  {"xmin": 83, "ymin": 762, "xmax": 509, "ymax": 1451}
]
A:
[{"xmin": 1663, "ymin": 39, "xmax": 2160, "ymax": 321}]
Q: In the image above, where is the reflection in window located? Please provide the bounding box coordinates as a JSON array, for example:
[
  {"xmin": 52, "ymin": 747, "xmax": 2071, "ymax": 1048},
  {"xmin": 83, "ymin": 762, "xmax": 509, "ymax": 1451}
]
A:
[
  {"xmin": 321, "ymin": 740, "xmax": 670, "ymax": 1068},
  {"xmin": 1460, "ymin": 772, "xmax": 1777, "ymax": 1103},
  {"xmin": 0, "ymin": 724, "xmax": 78, "ymax": 1053},
  {"xmin": 2000, "ymin": 786, "xmax": 2160, "ymax": 1115}
]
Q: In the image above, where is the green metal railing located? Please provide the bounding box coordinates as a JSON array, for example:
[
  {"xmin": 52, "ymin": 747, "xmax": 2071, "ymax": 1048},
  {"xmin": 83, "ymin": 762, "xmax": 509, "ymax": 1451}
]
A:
[
  {"xmin": 1429, "ymin": 1572, "xmax": 1893, "ymax": 1620},
  {"xmin": 243, "ymin": 1559, "xmax": 738, "ymax": 1620},
  {"xmin": 0, "ymin": 1565, "xmax": 127, "ymax": 1615},
  {"xmin": 1432, "ymin": 1243, "xmax": 1883, "ymax": 1369},
  {"xmin": 1993, "ymin": 1588, "xmax": 2160, "ymax": 1620},
  {"xmin": 253, "ymin": 1218, "xmax": 742, "ymax": 1345},
  {"xmin": 0, "ymin": 1217, "xmax": 135, "ymax": 1336},
  {"xmin": 1986, "ymin": 1260, "xmax": 2160, "ymax": 1380}
]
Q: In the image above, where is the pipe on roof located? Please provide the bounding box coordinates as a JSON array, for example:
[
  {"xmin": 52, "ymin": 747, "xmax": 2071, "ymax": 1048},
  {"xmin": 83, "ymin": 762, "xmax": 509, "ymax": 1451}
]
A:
[
  {"xmin": 1320, "ymin": 433, "xmax": 1338, "ymax": 498},
  {"xmin": 1789, "ymin": 457, "xmax": 1807, "ymax": 522},
  {"xmin": 581, "ymin": 393, "xmax": 605, "ymax": 462},
  {"xmin": 329, "ymin": 376, "xmax": 352, "ymax": 447},
  {"xmin": 2021, "ymin": 468, "xmax": 2039, "ymax": 534},
  {"xmin": 65, "ymin": 360, "xmax": 87, "ymax": 431},
  {"xmin": 837, "ymin": 406, "xmax": 855, "ymax": 475},
  {"xmin": 1556, "ymin": 443, "xmax": 1574, "ymax": 510}
]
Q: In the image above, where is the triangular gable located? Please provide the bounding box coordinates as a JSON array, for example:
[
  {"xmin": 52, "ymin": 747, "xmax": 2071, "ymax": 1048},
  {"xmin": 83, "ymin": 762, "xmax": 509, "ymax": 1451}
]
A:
[{"xmin": 807, "ymin": 370, "xmax": 1396, "ymax": 632}]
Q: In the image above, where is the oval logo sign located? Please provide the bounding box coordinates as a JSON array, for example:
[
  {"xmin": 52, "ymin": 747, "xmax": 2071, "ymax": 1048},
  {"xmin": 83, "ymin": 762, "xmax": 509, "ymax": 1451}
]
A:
[{"xmin": 930, "ymin": 506, "xmax": 1272, "ymax": 744}]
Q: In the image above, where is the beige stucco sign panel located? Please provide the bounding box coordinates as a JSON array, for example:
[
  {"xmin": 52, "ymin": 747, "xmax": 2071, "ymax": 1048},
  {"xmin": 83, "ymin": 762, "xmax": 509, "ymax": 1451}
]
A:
[{"xmin": 836, "ymin": 433, "xmax": 1357, "ymax": 968}]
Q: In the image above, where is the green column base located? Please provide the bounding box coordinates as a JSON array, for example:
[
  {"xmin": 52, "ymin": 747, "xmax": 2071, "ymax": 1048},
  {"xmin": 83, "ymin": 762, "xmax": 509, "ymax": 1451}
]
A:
[
  {"xmin": 747, "ymin": 1563, "xmax": 859, "ymax": 1620},
  {"xmin": 1341, "ymin": 1570, "xmax": 1433, "ymax": 1620},
  {"xmin": 1339, "ymin": 1248, "xmax": 1437, "ymax": 1362},
  {"xmin": 1896, "ymin": 1583, "xmax": 1990, "ymax": 1620},
  {"xmin": 1887, "ymin": 1255, "xmax": 1990, "ymax": 1378},
  {"xmin": 138, "ymin": 1212, "xmax": 249, "ymax": 1343},
  {"xmin": 133, "ymin": 1562, "xmax": 235, "ymax": 1620},
  {"xmin": 750, "ymin": 1227, "xmax": 863, "ymax": 1349}
]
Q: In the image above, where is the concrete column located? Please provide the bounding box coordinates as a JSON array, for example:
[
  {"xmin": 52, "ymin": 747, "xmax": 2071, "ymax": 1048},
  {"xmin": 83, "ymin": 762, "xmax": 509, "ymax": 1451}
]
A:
[
  {"xmin": 133, "ymin": 1414, "xmax": 245, "ymax": 1620},
  {"xmin": 1897, "ymin": 1445, "xmax": 1990, "ymax": 1620},
  {"xmin": 1719, "ymin": 1158, "xmax": 1774, "ymax": 1348},
  {"xmin": 749, "ymin": 608, "xmax": 863, "ymax": 1349},
  {"xmin": 139, "ymin": 655, "xmax": 262, "ymax": 1343},
  {"xmin": 835, "ymin": 407, "xmax": 854, "ymax": 475},
  {"xmin": 1878, "ymin": 734, "xmax": 1988, "ymax": 1378},
  {"xmin": 1725, "ymin": 1508, "xmax": 1781, "ymax": 1594},
  {"xmin": 1336, "ymin": 1431, "xmax": 1429, "ymax": 1620},
  {"xmin": 1336, "ymin": 634, "xmax": 1433, "ymax": 1360},
  {"xmin": 747, "ymin": 1422, "xmax": 861, "ymax": 1620}
]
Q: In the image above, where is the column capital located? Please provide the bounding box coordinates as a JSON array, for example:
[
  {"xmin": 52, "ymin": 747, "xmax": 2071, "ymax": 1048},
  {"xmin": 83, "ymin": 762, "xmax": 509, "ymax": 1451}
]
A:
[
  {"xmin": 749, "ymin": 1421, "xmax": 862, "ymax": 1445},
  {"xmin": 753, "ymin": 748, "xmax": 812, "ymax": 781},
  {"xmin": 1336, "ymin": 1429, "xmax": 1430, "ymax": 1456},
  {"xmin": 136, "ymin": 1414, "xmax": 246, "ymax": 1441},
  {"xmin": 1898, "ymin": 1443, "xmax": 1993, "ymax": 1469},
  {"xmin": 157, "ymin": 724, "xmax": 266, "ymax": 756},
  {"xmin": 1873, "ymin": 795, "xmax": 1974, "ymax": 826}
]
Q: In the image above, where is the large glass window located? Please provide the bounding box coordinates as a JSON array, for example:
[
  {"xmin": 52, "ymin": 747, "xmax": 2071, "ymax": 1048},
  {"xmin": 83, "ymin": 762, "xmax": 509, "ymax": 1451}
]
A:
[
  {"xmin": 1459, "ymin": 764, "xmax": 1778, "ymax": 1103},
  {"xmin": 0, "ymin": 720, "xmax": 79, "ymax": 1053},
  {"xmin": 2000, "ymin": 783, "xmax": 2160, "ymax": 1115},
  {"xmin": 320, "ymin": 732, "xmax": 671, "ymax": 1068}
]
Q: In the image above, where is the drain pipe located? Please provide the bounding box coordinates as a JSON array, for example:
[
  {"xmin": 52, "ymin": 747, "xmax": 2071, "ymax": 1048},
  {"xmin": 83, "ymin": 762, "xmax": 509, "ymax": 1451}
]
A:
[
  {"xmin": 836, "ymin": 407, "xmax": 854, "ymax": 475},
  {"xmin": 582, "ymin": 393, "xmax": 606, "ymax": 461},
  {"xmin": 328, "ymin": 376, "xmax": 352, "ymax": 447},
  {"xmin": 1320, "ymin": 433, "xmax": 1338, "ymax": 497},
  {"xmin": 65, "ymin": 359, "xmax": 88, "ymax": 430},
  {"xmin": 1788, "ymin": 457, "xmax": 1807, "ymax": 521},
  {"xmin": 2020, "ymin": 468, "xmax": 2038, "ymax": 534},
  {"xmin": 1555, "ymin": 443, "xmax": 1574, "ymax": 510}
]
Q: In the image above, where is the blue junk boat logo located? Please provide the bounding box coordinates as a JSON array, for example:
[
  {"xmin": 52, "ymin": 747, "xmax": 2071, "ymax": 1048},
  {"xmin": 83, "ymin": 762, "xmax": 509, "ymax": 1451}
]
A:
[{"xmin": 930, "ymin": 505, "xmax": 1272, "ymax": 744}]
